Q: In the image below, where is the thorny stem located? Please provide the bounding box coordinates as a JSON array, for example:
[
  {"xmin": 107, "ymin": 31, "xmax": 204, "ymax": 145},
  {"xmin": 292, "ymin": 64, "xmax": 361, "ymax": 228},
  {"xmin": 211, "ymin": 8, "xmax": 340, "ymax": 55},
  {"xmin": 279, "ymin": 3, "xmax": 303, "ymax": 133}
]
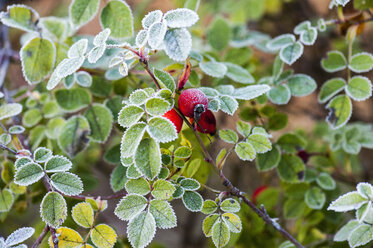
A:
[{"xmin": 31, "ymin": 226, "xmax": 49, "ymax": 248}]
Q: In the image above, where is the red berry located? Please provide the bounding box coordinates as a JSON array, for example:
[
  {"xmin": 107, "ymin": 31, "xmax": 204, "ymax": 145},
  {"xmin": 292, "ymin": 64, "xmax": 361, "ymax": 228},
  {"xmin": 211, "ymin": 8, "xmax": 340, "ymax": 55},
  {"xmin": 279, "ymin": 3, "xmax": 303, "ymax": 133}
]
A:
[
  {"xmin": 178, "ymin": 89, "xmax": 208, "ymax": 119},
  {"xmin": 252, "ymin": 185, "xmax": 268, "ymax": 204},
  {"xmin": 190, "ymin": 110, "xmax": 216, "ymax": 135},
  {"xmin": 163, "ymin": 109, "xmax": 183, "ymax": 133}
]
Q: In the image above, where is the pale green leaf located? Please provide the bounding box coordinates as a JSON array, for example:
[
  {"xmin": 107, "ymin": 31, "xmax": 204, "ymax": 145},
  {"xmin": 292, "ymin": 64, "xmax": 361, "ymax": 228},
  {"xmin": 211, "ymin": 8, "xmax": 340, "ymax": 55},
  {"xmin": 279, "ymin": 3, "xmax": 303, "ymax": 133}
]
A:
[
  {"xmin": 134, "ymin": 138, "xmax": 161, "ymax": 180},
  {"xmin": 346, "ymin": 76, "xmax": 372, "ymax": 101},
  {"xmin": 145, "ymin": 98, "xmax": 170, "ymax": 116},
  {"xmin": 287, "ymin": 74, "xmax": 317, "ymax": 97},
  {"xmin": 55, "ymin": 88, "xmax": 91, "ymax": 112},
  {"xmin": 120, "ymin": 123, "xmax": 147, "ymax": 158},
  {"xmin": 127, "ymin": 211, "xmax": 156, "ymax": 248},
  {"xmin": 69, "ymin": 0, "xmax": 100, "ymax": 28},
  {"xmin": 200, "ymin": 61, "xmax": 227, "ymax": 78},
  {"xmin": 115, "ymin": 194, "xmax": 147, "ymax": 221},
  {"xmin": 91, "ymin": 224, "xmax": 117, "ymax": 248},
  {"xmin": 149, "ymin": 199, "xmax": 177, "ymax": 229},
  {"xmin": 154, "ymin": 69, "xmax": 176, "ymax": 93},
  {"xmin": 84, "ymin": 104, "xmax": 113, "ymax": 143},
  {"xmin": 348, "ymin": 224, "xmax": 373, "ymax": 248},
  {"xmin": 212, "ymin": 219, "xmax": 230, "ymax": 248},
  {"xmin": 349, "ymin": 52, "xmax": 373, "ymax": 73},
  {"xmin": 125, "ymin": 178, "xmax": 150, "ymax": 195},
  {"xmin": 50, "ymin": 172, "xmax": 83, "ymax": 196},
  {"xmin": 0, "ymin": 103, "xmax": 22, "ymax": 121},
  {"xmin": 279, "ymin": 41, "xmax": 303, "ymax": 65},
  {"xmin": 14, "ymin": 162, "xmax": 44, "ymax": 186},
  {"xmin": 321, "ymin": 51, "xmax": 347, "ymax": 72},
  {"xmin": 0, "ymin": 189, "xmax": 14, "ymax": 212},
  {"xmin": 318, "ymin": 78, "xmax": 346, "ymax": 103},
  {"xmin": 220, "ymin": 198, "xmax": 240, "ymax": 213},
  {"xmin": 235, "ymin": 142, "xmax": 256, "ymax": 161},
  {"xmin": 164, "ymin": 8, "xmax": 199, "ymax": 28},
  {"xmin": 33, "ymin": 147, "xmax": 52, "ymax": 163},
  {"xmin": 147, "ymin": 117, "xmax": 178, "ymax": 143},
  {"xmin": 0, "ymin": 5, "xmax": 39, "ymax": 32},
  {"xmin": 40, "ymin": 192, "xmax": 67, "ymax": 228},
  {"xmin": 305, "ymin": 187, "xmax": 326, "ymax": 210},
  {"xmin": 164, "ymin": 28, "xmax": 192, "ymax": 61},
  {"xmin": 326, "ymin": 94, "xmax": 352, "ymax": 129},
  {"xmin": 45, "ymin": 155, "xmax": 72, "ymax": 173},
  {"xmin": 71, "ymin": 202, "xmax": 94, "ymax": 228},
  {"xmin": 328, "ymin": 191, "xmax": 368, "ymax": 212},
  {"xmin": 182, "ymin": 191, "xmax": 203, "ymax": 212}
]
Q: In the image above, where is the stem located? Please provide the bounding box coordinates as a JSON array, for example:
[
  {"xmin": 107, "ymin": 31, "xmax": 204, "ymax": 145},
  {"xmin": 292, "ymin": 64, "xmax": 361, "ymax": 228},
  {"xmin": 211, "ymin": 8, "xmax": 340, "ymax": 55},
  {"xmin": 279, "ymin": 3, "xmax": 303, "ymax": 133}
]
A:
[
  {"xmin": 59, "ymin": 191, "xmax": 127, "ymax": 200},
  {"xmin": 0, "ymin": 143, "xmax": 17, "ymax": 154},
  {"xmin": 31, "ymin": 226, "xmax": 49, "ymax": 248},
  {"xmin": 140, "ymin": 60, "xmax": 161, "ymax": 90},
  {"xmin": 50, "ymin": 227, "xmax": 59, "ymax": 248}
]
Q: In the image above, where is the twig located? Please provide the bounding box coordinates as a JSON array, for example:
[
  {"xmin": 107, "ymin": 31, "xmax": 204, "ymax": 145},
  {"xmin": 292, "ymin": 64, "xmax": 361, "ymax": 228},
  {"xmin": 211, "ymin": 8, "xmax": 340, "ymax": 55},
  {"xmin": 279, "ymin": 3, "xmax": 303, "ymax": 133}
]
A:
[
  {"xmin": 49, "ymin": 227, "xmax": 59, "ymax": 248},
  {"xmin": 31, "ymin": 226, "xmax": 49, "ymax": 248},
  {"xmin": 0, "ymin": 143, "xmax": 17, "ymax": 154},
  {"xmin": 60, "ymin": 191, "xmax": 127, "ymax": 200}
]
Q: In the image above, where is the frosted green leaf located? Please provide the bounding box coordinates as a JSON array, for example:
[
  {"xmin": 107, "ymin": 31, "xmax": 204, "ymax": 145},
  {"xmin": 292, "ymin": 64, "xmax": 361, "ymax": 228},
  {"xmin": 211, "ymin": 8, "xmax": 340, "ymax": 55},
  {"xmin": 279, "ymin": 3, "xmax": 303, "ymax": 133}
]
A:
[
  {"xmin": 135, "ymin": 30, "xmax": 148, "ymax": 47},
  {"xmin": 125, "ymin": 178, "xmax": 150, "ymax": 195},
  {"xmin": 72, "ymin": 202, "xmax": 94, "ymax": 228},
  {"xmin": 148, "ymin": 22, "xmax": 167, "ymax": 50},
  {"xmin": 334, "ymin": 220, "xmax": 359, "ymax": 242},
  {"xmin": 147, "ymin": 117, "xmax": 178, "ymax": 143},
  {"xmin": 349, "ymin": 52, "xmax": 373, "ymax": 73},
  {"xmin": 110, "ymin": 165, "xmax": 128, "ymax": 192},
  {"xmin": 326, "ymin": 95, "xmax": 352, "ymax": 129},
  {"xmin": 294, "ymin": 20, "xmax": 311, "ymax": 34},
  {"xmin": 164, "ymin": 8, "xmax": 199, "ymax": 28},
  {"xmin": 219, "ymin": 129, "xmax": 238, "ymax": 144},
  {"xmin": 0, "ymin": 4, "xmax": 39, "ymax": 32},
  {"xmin": 318, "ymin": 18, "xmax": 326, "ymax": 31},
  {"xmin": 335, "ymin": 0, "xmax": 352, "ymax": 6},
  {"xmin": 220, "ymin": 198, "xmax": 240, "ymax": 213},
  {"xmin": 164, "ymin": 28, "xmax": 192, "ymax": 61},
  {"xmin": 55, "ymin": 88, "xmax": 91, "ymax": 112},
  {"xmin": 56, "ymin": 57, "xmax": 85, "ymax": 78},
  {"xmin": 93, "ymin": 28, "xmax": 111, "ymax": 46},
  {"xmin": 118, "ymin": 105, "xmax": 144, "ymax": 128},
  {"xmin": 40, "ymin": 192, "xmax": 67, "ymax": 228},
  {"xmin": 43, "ymin": 101, "xmax": 60, "ymax": 118},
  {"xmin": 279, "ymin": 241, "xmax": 296, "ymax": 248},
  {"xmin": 15, "ymin": 157, "xmax": 32, "ymax": 169},
  {"xmin": 14, "ymin": 162, "xmax": 44, "ymax": 186},
  {"xmin": 45, "ymin": 155, "xmax": 72, "ymax": 173},
  {"xmin": 267, "ymin": 34, "xmax": 295, "ymax": 51},
  {"xmin": 49, "ymin": 227, "xmax": 83, "ymax": 248},
  {"xmin": 68, "ymin": 39, "xmax": 88, "ymax": 58},
  {"xmin": 58, "ymin": 116, "xmax": 90, "ymax": 157},
  {"xmin": 91, "ymin": 224, "xmax": 117, "ymax": 248},
  {"xmin": 212, "ymin": 219, "xmax": 230, "ymax": 248},
  {"xmin": 184, "ymin": 0, "xmax": 200, "ymax": 10},
  {"xmin": 233, "ymin": 85, "xmax": 270, "ymax": 100},
  {"xmin": 149, "ymin": 200, "xmax": 177, "ymax": 229},
  {"xmin": 9, "ymin": 125, "xmax": 25, "ymax": 134},
  {"xmin": 202, "ymin": 200, "xmax": 218, "ymax": 215},
  {"xmin": 235, "ymin": 142, "xmax": 256, "ymax": 161},
  {"xmin": 236, "ymin": 121, "xmax": 251, "ymax": 137},
  {"xmin": 5, "ymin": 227, "xmax": 35, "ymax": 246},
  {"xmin": 287, "ymin": 74, "xmax": 317, "ymax": 97},
  {"xmin": 126, "ymin": 165, "xmax": 141, "ymax": 179},
  {"xmin": 277, "ymin": 133, "xmax": 307, "ymax": 153},
  {"xmin": 76, "ymin": 71, "xmax": 92, "ymax": 87},
  {"xmin": 0, "ymin": 189, "xmax": 13, "ymax": 212},
  {"xmin": 152, "ymin": 179, "xmax": 175, "ymax": 200},
  {"xmin": 180, "ymin": 178, "xmax": 200, "ymax": 191},
  {"xmin": 84, "ymin": 104, "xmax": 113, "ymax": 143},
  {"xmin": 182, "ymin": 191, "xmax": 203, "ymax": 212},
  {"xmin": 0, "ymin": 103, "xmax": 22, "ymax": 121},
  {"xmin": 208, "ymin": 18, "xmax": 231, "ymax": 51},
  {"xmin": 346, "ymin": 76, "xmax": 372, "ymax": 101},
  {"xmin": 47, "ymin": 70, "xmax": 63, "ymax": 90},
  {"xmin": 121, "ymin": 123, "xmax": 147, "ymax": 158},
  {"xmin": 174, "ymin": 146, "xmax": 192, "ymax": 159},
  {"xmin": 51, "ymin": 172, "xmax": 83, "ymax": 196},
  {"xmin": 247, "ymin": 134, "xmax": 271, "ymax": 153},
  {"xmin": 69, "ymin": 0, "xmax": 100, "ymax": 28},
  {"xmin": 21, "ymin": 37, "xmax": 56, "ymax": 84},
  {"xmin": 208, "ymin": 99, "xmax": 220, "ymax": 112},
  {"xmin": 135, "ymin": 138, "xmax": 161, "ymax": 180},
  {"xmin": 316, "ymin": 172, "xmax": 336, "ymax": 190},
  {"xmin": 328, "ymin": 191, "xmax": 368, "ymax": 212},
  {"xmin": 321, "ymin": 51, "xmax": 347, "ymax": 72},
  {"xmin": 284, "ymin": 198, "xmax": 306, "ymax": 219},
  {"xmin": 100, "ymin": 0, "xmax": 133, "ymax": 39},
  {"xmin": 142, "ymin": 10, "xmax": 163, "ymax": 29},
  {"xmin": 299, "ymin": 27, "xmax": 317, "ymax": 45},
  {"xmin": 218, "ymin": 95, "xmax": 238, "ymax": 115},
  {"xmin": 0, "ymin": 133, "xmax": 11, "ymax": 146},
  {"xmin": 223, "ymin": 62, "xmax": 254, "ymax": 84},
  {"xmin": 356, "ymin": 202, "xmax": 371, "ymax": 223},
  {"xmin": 127, "ymin": 211, "xmax": 156, "ymax": 248},
  {"xmin": 115, "ymin": 194, "xmax": 147, "ymax": 221},
  {"xmin": 173, "ymin": 186, "xmax": 185, "ymax": 199},
  {"xmin": 200, "ymin": 61, "xmax": 227, "ymax": 78},
  {"xmin": 34, "ymin": 147, "xmax": 52, "ymax": 163},
  {"xmin": 357, "ymin": 183, "xmax": 373, "ymax": 199},
  {"xmin": 154, "ymin": 69, "xmax": 176, "ymax": 93},
  {"xmin": 318, "ymin": 78, "xmax": 346, "ymax": 103},
  {"xmin": 130, "ymin": 89, "xmax": 149, "ymax": 105},
  {"xmin": 145, "ymin": 98, "xmax": 170, "ymax": 116},
  {"xmin": 202, "ymin": 214, "xmax": 219, "ymax": 237},
  {"xmin": 22, "ymin": 108, "xmax": 42, "ymax": 127},
  {"xmin": 40, "ymin": 17, "xmax": 67, "ymax": 40},
  {"xmin": 222, "ymin": 213, "xmax": 242, "ymax": 233},
  {"xmin": 305, "ymin": 187, "xmax": 326, "ymax": 210},
  {"xmin": 158, "ymin": 168, "xmax": 169, "ymax": 179},
  {"xmin": 348, "ymin": 224, "xmax": 373, "ymax": 248},
  {"xmin": 277, "ymin": 154, "xmax": 305, "ymax": 183},
  {"xmin": 279, "ymin": 41, "xmax": 303, "ymax": 65}
]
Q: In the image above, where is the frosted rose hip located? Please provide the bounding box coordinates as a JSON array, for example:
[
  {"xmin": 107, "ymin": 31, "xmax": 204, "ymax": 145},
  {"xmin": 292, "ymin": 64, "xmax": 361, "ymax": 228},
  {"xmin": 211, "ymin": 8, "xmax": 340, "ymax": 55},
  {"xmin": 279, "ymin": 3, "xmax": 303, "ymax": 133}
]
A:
[
  {"xmin": 163, "ymin": 109, "xmax": 183, "ymax": 133},
  {"xmin": 178, "ymin": 88, "xmax": 208, "ymax": 119}
]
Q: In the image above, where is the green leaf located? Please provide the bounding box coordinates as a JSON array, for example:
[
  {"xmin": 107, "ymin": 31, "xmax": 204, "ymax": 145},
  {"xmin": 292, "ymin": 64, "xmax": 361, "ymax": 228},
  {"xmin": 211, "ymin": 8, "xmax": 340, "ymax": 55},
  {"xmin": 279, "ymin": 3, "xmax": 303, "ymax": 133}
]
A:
[
  {"xmin": 236, "ymin": 121, "xmax": 251, "ymax": 137},
  {"xmin": 69, "ymin": 0, "xmax": 100, "ymax": 28},
  {"xmin": 316, "ymin": 172, "xmax": 336, "ymax": 190},
  {"xmin": 212, "ymin": 219, "xmax": 230, "ymax": 248},
  {"xmin": 328, "ymin": 191, "xmax": 368, "ymax": 212},
  {"xmin": 318, "ymin": 78, "xmax": 346, "ymax": 103},
  {"xmin": 45, "ymin": 155, "xmax": 72, "ymax": 173},
  {"xmin": 277, "ymin": 133, "xmax": 307, "ymax": 153},
  {"xmin": 0, "ymin": 4, "xmax": 39, "ymax": 32},
  {"xmin": 182, "ymin": 190, "xmax": 203, "ymax": 212},
  {"xmin": 218, "ymin": 95, "xmax": 238, "ymax": 115},
  {"xmin": 50, "ymin": 172, "xmax": 83, "ymax": 196},
  {"xmin": 110, "ymin": 165, "xmax": 128, "ymax": 192},
  {"xmin": 200, "ymin": 61, "xmax": 227, "ymax": 78},
  {"xmin": 121, "ymin": 123, "xmax": 147, "ymax": 158},
  {"xmin": 84, "ymin": 104, "xmax": 113, "ymax": 143},
  {"xmin": 305, "ymin": 187, "xmax": 326, "ymax": 210},
  {"xmin": 128, "ymin": 211, "xmax": 156, "ymax": 248},
  {"xmin": 22, "ymin": 108, "xmax": 42, "ymax": 128},
  {"xmin": 15, "ymin": 157, "xmax": 32, "ymax": 169},
  {"xmin": 321, "ymin": 51, "xmax": 347, "ymax": 72},
  {"xmin": 349, "ymin": 52, "xmax": 373, "ymax": 73},
  {"xmin": 58, "ymin": 116, "xmax": 90, "ymax": 157},
  {"xmin": 149, "ymin": 199, "xmax": 177, "ymax": 229},
  {"xmin": 100, "ymin": 0, "xmax": 133, "ymax": 39},
  {"xmin": 118, "ymin": 105, "xmax": 144, "ymax": 128},
  {"xmin": 224, "ymin": 62, "xmax": 254, "ymax": 84},
  {"xmin": 219, "ymin": 129, "xmax": 238, "ymax": 144},
  {"xmin": 72, "ymin": 202, "xmax": 94, "ymax": 228},
  {"xmin": 76, "ymin": 71, "xmax": 92, "ymax": 87},
  {"xmin": 125, "ymin": 178, "xmax": 150, "ymax": 195},
  {"xmin": 202, "ymin": 214, "xmax": 219, "ymax": 237},
  {"xmin": 21, "ymin": 37, "xmax": 56, "ymax": 84},
  {"xmin": 147, "ymin": 117, "xmax": 178, "ymax": 143},
  {"xmin": 50, "ymin": 227, "xmax": 83, "ymax": 247},
  {"xmin": 348, "ymin": 224, "xmax": 373, "ymax": 248},
  {"xmin": 9, "ymin": 125, "xmax": 25, "ymax": 134},
  {"xmin": 220, "ymin": 198, "xmax": 240, "ymax": 213},
  {"xmin": 40, "ymin": 17, "xmax": 67, "ymax": 41},
  {"xmin": 299, "ymin": 27, "xmax": 318, "ymax": 46},
  {"xmin": 134, "ymin": 138, "xmax": 161, "ymax": 180},
  {"xmin": 284, "ymin": 198, "xmax": 306, "ymax": 219},
  {"xmin": 164, "ymin": 8, "xmax": 199, "ymax": 28},
  {"xmin": 43, "ymin": 101, "xmax": 60, "ymax": 118},
  {"xmin": 141, "ymin": 10, "xmax": 162, "ymax": 29},
  {"xmin": 180, "ymin": 178, "xmax": 200, "ymax": 191},
  {"xmin": 0, "ymin": 133, "xmax": 11, "ymax": 146},
  {"xmin": 0, "ymin": 189, "xmax": 14, "ymax": 212},
  {"xmin": 145, "ymin": 98, "xmax": 170, "ymax": 116},
  {"xmin": 5, "ymin": 227, "xmax": 35, "ymax": 246},
  {"xmin": 222, "ymin": 213, "xmax": 242, "ymax": 233},
  {"xmin": 202, "ymin": 200, "xmax": 218, "ymax": 215},
  {"xmin": 232, "ymin": 85, "xmax": 270, "ymax": 100},
  {"xmin": 208, "ymin": 17, "xmax": 231, "ymax": 51},
  {"xmin": 164, "ymin": 28, "xmax": 192, "ymax": 62},
  {"xmin": 14, "ymin": 162, "xmax": 44, "ymax": 186},
  {"xmin": 279, "ymin": 42, "xmax": 303, "ymax": 65},
  {"xmin": 267, "ymin": 84, "xmax": 291, "ymax": 105},
  {"xmin": 40, "ymin": 192, "xmax": 67, "ymax": 228},
  {"xmin": 277, "ymin": 154, "xmax": 305, "ymax": 183},
  {"xmin": 256, "ymin": 145, "xmax": 281, "ymax": 171},
  {"xmin": 184, "ymin": 0, "xmax": 201, "ymax": 10},
  {"xmin": 152, "ymin": 179, "xmax": 176, "ymax": 200},
  {"xmin": 91, "ymin": 224, "xmax": 117, "ymax": 248},
  {"xmin": 287, "ymin": 74, "xmax": 317, "ymax": 97},
  {"xmin": 235, "ymin": 142, "xmax": 256, "ymax": 161},
  {"xmin": 46, "ymin": 118, "xmax": 66, "ymax": 140},
  {"xmin": 55, "ymin": 88, "xmax": 92, "ymax": 112},
  {"xmin": 247, "ymin": 134, "xmax": 271, "ymax": 153},
  {"xmin": 346, "ymin": 76, "xmax": 372, "ymax": 101},
  {"xmin": 334, "ymin": 220, "xmax": 359, "ymax": 242},
  {"xmin": 33, "ymin": 147, "xmax": 52, "ymax": 163},
  {"xmin": 174, "ymin": 146, "xmax": 192, "ymax": 159},
  {"xmin": 148, "ymin": 22, "xmax": 168, "ymax": 50},
  {"xmin": 326, "ymin": 94, "xmax": 352, "ymax": 129},
  {"xmin": 0, "ymin": 103, "xmax": 22, "ymax": 121},
  {"xmin": 267, "ymin": 34, "xmax": 296, "ymax": 51},
  {"xmin": 357, "ymin": 183, "xmax": 373, "ymax": 199},
  {"xmin": 154, "ymin": 69, "xmax": 176, "ymax": 93},
  {"xmin": 115, "ymin": 194, "xmax": 147, "ymax": 221}
]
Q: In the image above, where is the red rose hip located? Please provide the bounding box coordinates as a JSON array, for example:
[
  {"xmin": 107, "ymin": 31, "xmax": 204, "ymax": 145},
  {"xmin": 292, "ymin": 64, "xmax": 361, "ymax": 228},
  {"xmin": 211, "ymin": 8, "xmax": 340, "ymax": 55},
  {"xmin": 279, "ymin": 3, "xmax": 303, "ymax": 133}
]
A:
[
  {"xmin": 178, "ymin": 89, "xmax": 208, "ymax": 120},
  {"xmin": 163, "ymin": 109, "xmax": 183, "ymax": 133},
  {"xmin": 190, "ymin": 110, "xmax": 216, "ymax": 135}
]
